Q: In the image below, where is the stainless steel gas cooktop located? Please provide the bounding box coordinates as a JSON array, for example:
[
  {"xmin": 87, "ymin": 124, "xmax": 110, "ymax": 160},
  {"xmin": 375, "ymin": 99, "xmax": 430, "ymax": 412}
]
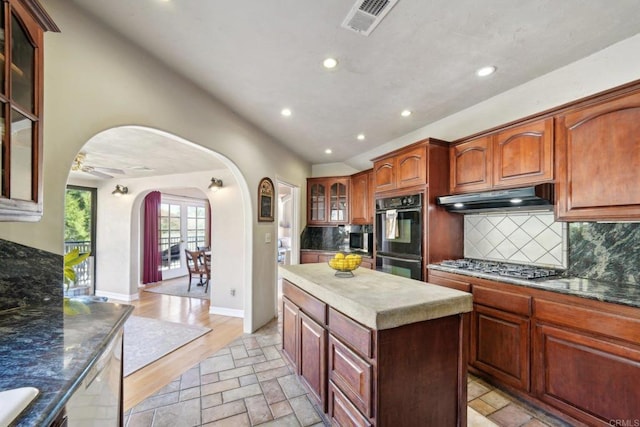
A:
[{"xmin": 440, "ymin": 259, "xmax": 562, "ymax": 280}]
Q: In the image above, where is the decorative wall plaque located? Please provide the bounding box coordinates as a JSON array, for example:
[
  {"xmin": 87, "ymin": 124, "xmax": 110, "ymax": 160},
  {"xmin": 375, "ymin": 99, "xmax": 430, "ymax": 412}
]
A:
[{"xmin": 258, "ymin": 177, "xmax": 274, "ymax": 222}]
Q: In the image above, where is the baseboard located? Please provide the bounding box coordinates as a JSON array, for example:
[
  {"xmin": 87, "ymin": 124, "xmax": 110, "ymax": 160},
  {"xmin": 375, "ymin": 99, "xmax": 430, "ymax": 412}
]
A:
[
  {"xmin": 95, "ymin": 290, "xmax": 139, "ymax": 302},
  {"xmin": 209, "ymin": 306, "xmax": 244, "ymax": 318}
]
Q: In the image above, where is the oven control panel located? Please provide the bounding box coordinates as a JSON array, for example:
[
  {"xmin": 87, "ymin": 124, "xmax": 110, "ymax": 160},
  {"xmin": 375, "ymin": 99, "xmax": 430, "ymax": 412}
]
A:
[{"xmin": 376, "ymin": 193, "xmax": 422, "ymax": 210}]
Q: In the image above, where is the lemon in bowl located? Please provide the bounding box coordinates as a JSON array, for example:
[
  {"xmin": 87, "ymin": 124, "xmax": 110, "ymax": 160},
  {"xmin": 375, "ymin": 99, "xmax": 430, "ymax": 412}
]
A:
[{"xmin": 328, "ymin": 253, "xmax": 362, "ymax": 277}]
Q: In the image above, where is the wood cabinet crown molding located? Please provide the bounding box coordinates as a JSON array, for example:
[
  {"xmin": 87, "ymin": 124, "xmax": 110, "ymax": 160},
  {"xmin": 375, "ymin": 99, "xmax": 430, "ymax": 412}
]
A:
[{"xmin": 17, "ymin": 0, "xmax": 60, "ymax": 32}]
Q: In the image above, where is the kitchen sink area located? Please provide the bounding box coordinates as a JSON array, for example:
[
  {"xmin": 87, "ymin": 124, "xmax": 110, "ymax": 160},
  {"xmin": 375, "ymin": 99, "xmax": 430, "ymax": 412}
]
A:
[{"xmin": 0, "ymin": 387, "xmax": 39, "ymax": 427}]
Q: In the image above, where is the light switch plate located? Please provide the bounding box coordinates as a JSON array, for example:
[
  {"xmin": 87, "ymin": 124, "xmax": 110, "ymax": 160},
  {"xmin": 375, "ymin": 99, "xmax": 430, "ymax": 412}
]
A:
[{"xmin": 265, "ymin": 232, "xmax": 271, "ymax": 243}]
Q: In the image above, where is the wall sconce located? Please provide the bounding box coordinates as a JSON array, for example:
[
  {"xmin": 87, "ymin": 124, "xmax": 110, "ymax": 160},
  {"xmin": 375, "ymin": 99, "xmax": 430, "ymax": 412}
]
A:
[
  {"xmin": 208, "ymin": 177, "xmax": 223, "ymax": 192},
  {"xmin": 111, "ymin": 184, "xmax": 128, "ymax": 197}
]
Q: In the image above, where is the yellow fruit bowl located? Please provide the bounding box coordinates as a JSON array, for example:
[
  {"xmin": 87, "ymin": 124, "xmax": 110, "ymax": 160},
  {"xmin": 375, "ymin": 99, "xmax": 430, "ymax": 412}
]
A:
[{"xmin": 328, "ymin": 253, "xmax": 362, "ymax": 277}]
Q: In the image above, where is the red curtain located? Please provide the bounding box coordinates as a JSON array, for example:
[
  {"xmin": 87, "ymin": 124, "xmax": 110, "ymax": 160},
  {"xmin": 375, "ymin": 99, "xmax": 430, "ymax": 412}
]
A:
[{"xmin": 142, "ymin": 191, "xmax": 162, "ymax": 284}]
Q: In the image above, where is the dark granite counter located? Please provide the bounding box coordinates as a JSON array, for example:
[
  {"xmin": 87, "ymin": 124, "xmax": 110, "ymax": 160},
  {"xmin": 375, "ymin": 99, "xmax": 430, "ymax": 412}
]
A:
[
  {"xmin": 428, "ymin": 264, "xmax": 640, "ymax": 309},
  {"xmin": 0, "ymin": 300, "xmax": 133, "ymax": 426}
]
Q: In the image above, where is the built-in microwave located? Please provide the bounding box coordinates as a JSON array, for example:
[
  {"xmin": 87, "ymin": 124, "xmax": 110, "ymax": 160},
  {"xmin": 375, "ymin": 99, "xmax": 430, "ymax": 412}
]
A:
[
  {"xmin": 348, "ymin": 224, "xmax": 373, "ymax": 255},
  {"xmin": 349, "ymin": 231, "xmax": 373, "ymax": 254}
]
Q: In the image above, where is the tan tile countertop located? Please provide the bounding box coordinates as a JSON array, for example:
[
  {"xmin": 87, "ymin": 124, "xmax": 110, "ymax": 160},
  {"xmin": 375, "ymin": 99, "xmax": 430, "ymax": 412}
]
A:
[{"xmin": 279, "ymin": 263, "xmax": 473, "ymax": 330}]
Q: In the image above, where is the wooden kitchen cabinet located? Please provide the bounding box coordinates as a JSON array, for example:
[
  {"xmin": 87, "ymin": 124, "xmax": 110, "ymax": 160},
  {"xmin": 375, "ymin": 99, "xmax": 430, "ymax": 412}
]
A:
[
  {"xmin": 349, "ymin": 169, "xmax": 373, "ymax": 225},
  {"xmin": 0, "ymin": 1, "xmax": 58, "ymax": 221},
  {"xmin": 283, "ymin": 277, "xmax": 468, "ymax": 426},
  {"xmin": 450, "ymin": 117, "xmax": 553, "ymax": 194},
  {"xmin": 493, "ymin": 118, "xmax": 554, "ymax": 188},
  {"xmin": 449, "ymin": 136, "xmax": 492, "ymax": 193},
  {"xmin": 307, "ymin": 177, "xmax": 349, "ymax": 225},
  {"xmin": 372, "ymin": 139, "xmax": 447, "ymax": 193},
  {"xmin": 428, "ymin": 268, "xmax": 640, "ymax": 426},
  {"xmin": 471, "ymin": 285, "xmax": 531, "ymax": 392},
  {"xmin": 533, "ymin": 299, "xmax": 640, "ymax": 425},
  {"xmin": 282, "ymin": 281, "xmax": 328, "ymax": 410},
  {"xmin": 555, "ymin": 89, "xmax": 640, "ymax": 220}
]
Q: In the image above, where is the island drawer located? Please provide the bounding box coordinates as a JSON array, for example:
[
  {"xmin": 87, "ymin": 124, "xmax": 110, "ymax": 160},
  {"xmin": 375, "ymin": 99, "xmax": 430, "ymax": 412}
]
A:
[
  {"xmin": 329, "ymin": 380, "xmax": 372, "ymax": 427},
  {"xmin": 329, "ymin": 334, "xmax": 373, "ymax": 418},
  {"xmin": 283, "ymin": 279, "xmax": 327, "ymax": 324},
  {"xmin": 329, "ymin": 308, "xmax": 373, "ymax": 358},
  {"xmin": 473, "ymin": 285, "xmax": 532, "ymax": 316}
]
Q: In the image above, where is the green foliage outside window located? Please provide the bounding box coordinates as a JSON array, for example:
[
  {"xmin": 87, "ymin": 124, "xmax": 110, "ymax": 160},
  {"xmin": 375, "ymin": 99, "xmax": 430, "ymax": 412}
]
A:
[{"xmin": 65, "ymin": 189, "xmax": 91, "ymax": 241}]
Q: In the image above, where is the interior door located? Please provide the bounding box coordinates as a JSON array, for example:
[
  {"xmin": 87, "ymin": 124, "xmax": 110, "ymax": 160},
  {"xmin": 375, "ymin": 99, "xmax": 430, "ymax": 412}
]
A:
[{"xmin": 159, "ymin": 196, "xmax": 208, "ymax": 280}]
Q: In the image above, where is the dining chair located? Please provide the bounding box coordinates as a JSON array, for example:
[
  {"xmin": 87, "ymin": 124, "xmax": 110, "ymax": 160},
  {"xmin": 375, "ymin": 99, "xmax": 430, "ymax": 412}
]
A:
[
  {"xmin": 202, "ymin": 251, "xmax": 211, "ymax": 293},
  {"xmin": 185, "ymin": 249, "xmax": 207, "ymax": 292}
]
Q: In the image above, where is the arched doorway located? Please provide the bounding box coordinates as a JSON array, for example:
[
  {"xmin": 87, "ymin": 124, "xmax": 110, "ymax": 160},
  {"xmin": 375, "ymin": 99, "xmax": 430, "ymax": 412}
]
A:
[{"xmin": 66, "ymin": 125, "xmax": 254, "ymax": 332}]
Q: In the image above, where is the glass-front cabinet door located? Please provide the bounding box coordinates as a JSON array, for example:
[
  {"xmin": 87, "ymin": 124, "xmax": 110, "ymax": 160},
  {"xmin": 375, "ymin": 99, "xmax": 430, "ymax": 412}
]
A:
[
  {"xmin": 307, "ymin": 177, "xmax": 349, "ymax": 225},
  {"xmin": 0, "ymin": 0, "xmax": 58, "ymax": 221},
  {"xmin": 307, "ymin": 180, "xmax": 326, "ymax": 224},
  {"xmin": 329, "ymin": 180, "xmax": 348, "ymax": 223}
]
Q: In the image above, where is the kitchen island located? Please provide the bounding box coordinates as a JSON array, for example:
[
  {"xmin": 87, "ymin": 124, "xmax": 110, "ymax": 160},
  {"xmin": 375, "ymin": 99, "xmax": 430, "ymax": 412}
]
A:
[
  {"xmin": 0, "ymin": 300, "xmax": 133, "ymax": 426},
  {"xmin": 279, "ymin": 263, "xmax": 473, "ymax": 427}
]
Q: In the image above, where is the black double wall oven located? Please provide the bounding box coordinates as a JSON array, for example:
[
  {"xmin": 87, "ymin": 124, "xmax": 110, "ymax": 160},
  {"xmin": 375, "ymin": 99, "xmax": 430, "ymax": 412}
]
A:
[{"xmin": 375, "ymin": 193, "xmax": 423, "ymax": 280}]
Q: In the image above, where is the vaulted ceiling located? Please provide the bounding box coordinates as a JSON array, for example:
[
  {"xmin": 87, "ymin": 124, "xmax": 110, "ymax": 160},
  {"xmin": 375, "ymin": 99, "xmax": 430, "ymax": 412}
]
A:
[{"xmin": 68, "ymin": 0, "xmax": 640, "ymax": 175}]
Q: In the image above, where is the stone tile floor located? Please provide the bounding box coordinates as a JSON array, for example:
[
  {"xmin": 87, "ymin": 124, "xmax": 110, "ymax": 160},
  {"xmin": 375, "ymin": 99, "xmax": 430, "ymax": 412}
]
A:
[{"xmin": 124, "ymin": 318, "xmax": 569, "ymax": 427}]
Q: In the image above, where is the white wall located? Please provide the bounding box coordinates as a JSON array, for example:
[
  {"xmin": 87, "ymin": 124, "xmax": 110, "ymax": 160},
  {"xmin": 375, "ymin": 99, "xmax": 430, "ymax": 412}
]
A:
[
  {"xmin": 311, "ymin": 162, "xmax": 360, "ymax": 178},
  {"xmin": 0, "ymin": 0, "xmax": 310, "ymax": 332},
  {"xmin": 344, "ymin": 33, "xmax": 640, "ymax": 171}
]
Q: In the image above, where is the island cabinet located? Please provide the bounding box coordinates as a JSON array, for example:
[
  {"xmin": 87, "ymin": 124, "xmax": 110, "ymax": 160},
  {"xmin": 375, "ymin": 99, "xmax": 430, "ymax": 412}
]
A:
[
  {"xmin": 281, "ymin": 264, "xmax": 473, "ymax": 427},
  {"xmin": 449, "ymin": 117, "xmax": 553, "ymax": 194},
  {"xmin": 307, "ymin": 177, "xmax": 349, "ymax": 225},
  {"xmin": 555, "ymin": 88, "xmax": 640, "ymax": 220},
  {"xmin": 282, "ymin": 284, "xmax": 328, "ymax": 407},
  {"xmin": 427, "ymin": 268, "xmax": 640, "ymax": 426},
  {"xmin": 349, "ymin": 169, "xmax": 374, "ymax": 225}
]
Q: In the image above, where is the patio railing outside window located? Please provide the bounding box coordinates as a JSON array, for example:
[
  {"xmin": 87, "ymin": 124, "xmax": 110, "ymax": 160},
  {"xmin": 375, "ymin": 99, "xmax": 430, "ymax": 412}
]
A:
[{"xmin": 64, "ymin": 240, "xmax": 93, "ymax": 296}]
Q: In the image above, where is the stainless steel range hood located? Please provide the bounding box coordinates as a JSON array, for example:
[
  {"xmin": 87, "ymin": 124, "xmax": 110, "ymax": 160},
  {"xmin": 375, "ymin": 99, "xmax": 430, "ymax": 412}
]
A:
[{"xmin": 436, "ymin": 184, "xmax": 554, "ymax": 213}]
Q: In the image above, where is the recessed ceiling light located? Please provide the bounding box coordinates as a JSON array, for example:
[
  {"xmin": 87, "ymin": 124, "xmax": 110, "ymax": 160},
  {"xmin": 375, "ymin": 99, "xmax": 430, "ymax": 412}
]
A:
[
  {"xmin": 323, "ymin": 58, "xmax": 338, "ymax": 69},
  {"xmin": 401, "ymin": 110, "xmax": 412, "ymax": 117},
  {"xmin": 454, "ymin": 203, "xmax": 464, "ymax": 208},
  {"xmin": 357, "ymin": 134, "xmax": 365, "ymax": 141},
  {"xmin": 476, "ymin": 66, "xmax": 497, "ymax": 77},
  {"xmin": 325, "ymin": 149, "xmax": 332, "ymax": 154},
  {"xmin": 510, "ymin": 198, "xmax": 523, "ymax": 204},
  {"xmin": 281, "ymin": 108, "xmax": 292, "ymax": 117}
]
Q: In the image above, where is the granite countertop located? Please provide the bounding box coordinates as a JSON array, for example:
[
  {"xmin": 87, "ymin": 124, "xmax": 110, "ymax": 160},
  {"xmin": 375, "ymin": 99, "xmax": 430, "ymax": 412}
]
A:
[
  {"xmin": 427, "ymin": 264, "xmax": 640, "ymax": 309},
  {"xmin": 279, "ymin": 263, "xmax": 472, "ymax": 330},
  {"xmin": 0, "ymin": 300, "xmax": 133, "ymax": 426}
]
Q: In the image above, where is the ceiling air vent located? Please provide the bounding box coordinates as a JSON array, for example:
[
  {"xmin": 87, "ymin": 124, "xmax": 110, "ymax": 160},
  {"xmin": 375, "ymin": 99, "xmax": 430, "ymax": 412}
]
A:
[{"xmin": 341, "ymin": 0, "xmax": 400, "ymax": 36}]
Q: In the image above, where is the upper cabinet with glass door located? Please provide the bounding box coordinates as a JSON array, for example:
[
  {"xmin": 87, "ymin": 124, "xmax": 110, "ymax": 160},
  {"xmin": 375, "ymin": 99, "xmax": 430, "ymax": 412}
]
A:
[
  {"xmin": 306, "ymin": 177, "xmax": 349, "ymax": 225},
  {"xmin": 0, "ymin": 0, "xmax": 58, "ymax": 221}
]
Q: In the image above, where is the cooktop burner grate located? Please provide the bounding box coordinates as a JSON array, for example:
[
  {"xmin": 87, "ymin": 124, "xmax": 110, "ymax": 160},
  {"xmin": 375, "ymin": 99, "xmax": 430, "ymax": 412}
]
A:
[{"xmin": 440, "ymin": 259, "xmax": 561, "ymax": 280}]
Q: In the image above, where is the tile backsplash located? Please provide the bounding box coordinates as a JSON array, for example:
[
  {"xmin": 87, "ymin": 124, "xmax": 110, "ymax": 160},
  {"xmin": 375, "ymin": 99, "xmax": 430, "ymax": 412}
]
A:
[{"xmin": 464, "ymin": 212, "xmax": 567, "ymax": 269}]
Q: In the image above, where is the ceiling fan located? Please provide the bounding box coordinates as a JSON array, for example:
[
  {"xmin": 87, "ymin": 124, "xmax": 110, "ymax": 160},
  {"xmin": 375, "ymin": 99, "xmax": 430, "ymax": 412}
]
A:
[{"xmin": 71, "ymin": 152, "xmax": 125, "ymax": 179}]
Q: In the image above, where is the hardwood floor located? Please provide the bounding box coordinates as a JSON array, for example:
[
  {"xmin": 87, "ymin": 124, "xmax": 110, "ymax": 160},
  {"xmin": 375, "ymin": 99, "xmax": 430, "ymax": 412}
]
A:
[{"xmin": 117, "ymin": 279, "xmax": 244, "ymax": 411}]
